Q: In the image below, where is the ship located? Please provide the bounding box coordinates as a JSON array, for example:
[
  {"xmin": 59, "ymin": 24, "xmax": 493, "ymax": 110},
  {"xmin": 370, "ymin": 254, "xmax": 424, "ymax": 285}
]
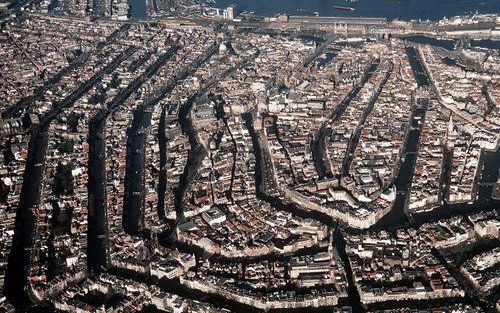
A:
[{"xmin": 333, "ymin": 5, "xmax": 355, "ymax": 11}]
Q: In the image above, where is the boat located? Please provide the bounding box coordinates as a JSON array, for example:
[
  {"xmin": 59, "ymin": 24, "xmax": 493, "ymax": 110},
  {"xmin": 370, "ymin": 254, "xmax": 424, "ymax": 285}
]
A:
[{"xmin": 333, "ymin": 5, "xmax": 355, "ymax": 11}]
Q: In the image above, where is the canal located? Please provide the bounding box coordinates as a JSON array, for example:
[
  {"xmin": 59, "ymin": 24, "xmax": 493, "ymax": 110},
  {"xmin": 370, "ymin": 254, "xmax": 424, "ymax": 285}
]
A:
[
  {"xmin": 340, "ymin": 61, "xmax": 393, "ymax": 177},
  {"xmin": 123, "ymin": 107, "xmax": 152, "ymax": 234},
  {"xmin": 371, "ymin": 46, "xmax": 431, "ymax": 230},
  {"xmin": 5, "ymin": 126, "xmax": 49, "ymax": 309},
  {"xmin": 87, "ymin": 112, "xmax": 111, "ymax": 273},
  {"xmin": 412, "ymin": 147, "xmax": 500, "ymax": 227},
  {"xmin": 156, "ymin": 105, "xmax": 168, "ymax": 219},
  {"xmin": 174, "ymin": 93, "xmax": 207, "ymax": 222},
  {"xmin": 312, "ymin": 59, "xmax": 380, "ymax": 179},
  {"xmin": 402, "ymin": 35, "xmax": 457, "ymax": 51}
]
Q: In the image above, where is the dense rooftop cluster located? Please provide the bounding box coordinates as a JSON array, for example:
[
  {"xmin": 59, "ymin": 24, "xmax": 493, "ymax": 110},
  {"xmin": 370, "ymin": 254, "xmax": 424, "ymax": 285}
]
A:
[
  {"xmin": 346, "ymin": 230, "xmax": 464, "ymax": 304},
  {"xmin": 0, "ymin": 12, "xmax": 499, "ymax": 313},
  {"xmin": 182, "ymin": 249, "xmax": 349, "ymax": 310}
]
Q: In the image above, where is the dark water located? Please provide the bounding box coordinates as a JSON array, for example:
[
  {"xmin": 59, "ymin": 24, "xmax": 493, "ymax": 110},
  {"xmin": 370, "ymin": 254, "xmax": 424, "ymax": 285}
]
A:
[
  {"xmin": 129, "ymin": 0, "xmax": 147, "ymax": 20},
  {"xmin": 470, "ymin": 39, "xmax": 500, "ymax": 50},
  {"xmin": 213, "ymin": 0, "xmax": 500, "ymax": 21},
  {"xmin": 129, "ymin": 0, "xmax": 500, "ymax": 21},
  {"xmin": 402, "ymin": 35, "xmax": 457, "ymax": 51}
]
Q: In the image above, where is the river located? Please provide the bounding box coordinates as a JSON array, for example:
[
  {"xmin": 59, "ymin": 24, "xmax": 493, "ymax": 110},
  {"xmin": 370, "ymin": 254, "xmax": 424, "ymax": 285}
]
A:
[
  {"xmin": 128, "ymin": 0, "xmax": 500, "ymax": 22},
  {"xmin": 199, "ymin": 0, "xmax": 498, "ymax": 21}
]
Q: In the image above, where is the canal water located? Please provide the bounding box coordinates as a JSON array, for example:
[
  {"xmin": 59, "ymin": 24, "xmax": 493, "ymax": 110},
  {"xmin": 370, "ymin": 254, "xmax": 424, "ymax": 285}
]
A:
[
  {"xmin": 123, "ymin": 108, "xmax": 152, "ymax": 234},
  {"xmin": 402, "ymin": 35, "xmax": 457, "ymax": 51},
  {"xmin": 371, "ymin": 46, "xmax": 429, "ymax": 230},
  {"xmin": 312, "ymin": 59, "xmax": 380, "ymax": 179}
]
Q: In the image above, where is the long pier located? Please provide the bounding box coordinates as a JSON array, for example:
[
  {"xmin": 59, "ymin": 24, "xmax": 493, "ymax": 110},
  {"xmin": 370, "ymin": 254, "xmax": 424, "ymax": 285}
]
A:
[{"xmin": 288, "ymin": 16, "xmax": 387, "ymax": 26}]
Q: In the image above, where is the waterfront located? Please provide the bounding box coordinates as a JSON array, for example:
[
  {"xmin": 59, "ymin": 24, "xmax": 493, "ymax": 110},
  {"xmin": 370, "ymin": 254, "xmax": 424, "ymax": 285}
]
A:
[
  {"xmin": 211, "ymin": 0, "xmax": 500, "ymax": 21},
  {"xmin": 126, "ymin": 0, "xmax": 500, "ymax": 21}
]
